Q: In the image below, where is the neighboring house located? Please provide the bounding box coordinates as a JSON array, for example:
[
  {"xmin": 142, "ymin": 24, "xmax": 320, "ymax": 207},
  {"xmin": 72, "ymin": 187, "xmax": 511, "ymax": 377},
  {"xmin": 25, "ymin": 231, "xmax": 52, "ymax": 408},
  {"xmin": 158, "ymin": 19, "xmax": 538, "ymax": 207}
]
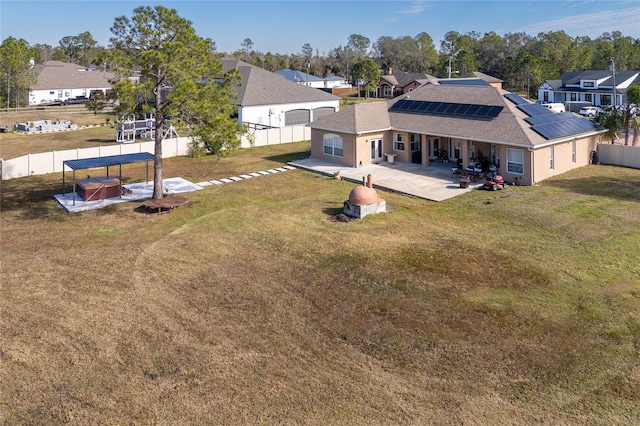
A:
[
  {"xmin": 275, "ymin": 69, "xmax": 350, "ymax": 90},
  {"xmin": 222, "ymin": 60, "xmax": 340, "ymax": 129},
  {"xmin": 27, "ymin": 61, "xmax": 115, "ymax": 105},
  {"xmin": 308, "ymin": 82, "xmax": 606, "ymax": 186},
  {"xmin": 538, "ymin": 69, "xmax": 640, "ymax": 109},
  {"xmin": 377, "ymin": 68, "xmax": 438, "ymax": 98}
]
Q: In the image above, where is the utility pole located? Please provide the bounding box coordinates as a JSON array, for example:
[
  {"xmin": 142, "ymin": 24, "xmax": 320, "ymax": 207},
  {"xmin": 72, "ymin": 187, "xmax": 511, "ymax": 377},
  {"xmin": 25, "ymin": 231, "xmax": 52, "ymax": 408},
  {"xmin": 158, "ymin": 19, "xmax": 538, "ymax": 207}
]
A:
[
  {"xmin": 610, "ymin": 57, "xmax": 616, "ymax": 108},
  {"xmin": 6, "ymin": 69, "xmax": 10, "ymax": 110}
]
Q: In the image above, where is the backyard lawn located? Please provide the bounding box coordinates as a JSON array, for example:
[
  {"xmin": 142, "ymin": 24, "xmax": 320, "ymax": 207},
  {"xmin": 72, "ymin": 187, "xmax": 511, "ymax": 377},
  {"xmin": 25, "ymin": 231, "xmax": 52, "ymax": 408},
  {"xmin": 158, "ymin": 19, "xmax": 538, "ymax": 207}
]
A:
[{"xmin": 1, "ymin": 141, "xmax": 639, "ymax": 424}]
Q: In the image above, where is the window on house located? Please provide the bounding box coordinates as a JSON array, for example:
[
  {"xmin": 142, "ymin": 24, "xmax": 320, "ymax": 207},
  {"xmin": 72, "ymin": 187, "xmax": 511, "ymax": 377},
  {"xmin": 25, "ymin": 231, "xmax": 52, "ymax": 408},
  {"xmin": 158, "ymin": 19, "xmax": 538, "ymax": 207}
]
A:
[
  {"xmin": 602, "ymin": 95, "xmax": 611, "ymax": 105},
  {"xmin": 323, "ymin": 133, "xmax": 343, "ymax": 157},
  {"xmin": 58, "ymin": 90, "xmax": 63, "ymax": 98},
  {"xmin": 507, "ymin": 148, "xmax": 524, "ymax": 175},
  {"xmin": 384, "ymin": 86, "xmax": 392, "ymax": 97},
  {"xmin": 585, "ymin": 93, "xmax": 592, "ymax": 103},
  {"xmin": 572, "ymin": 141, "xmax": 576, "ymax": 163},
  {"xmin": 571, "ymin": 93, "xmax": 577, "ymax": 101},
  {"xmin": 394, "ymin": 133, "xmax": 404, "ymax": 151},
  {"xmin": 410, "ymin": 134, "xmax": 420, "ymax": 151},
  {"xmin": 543, "ymin": 92, "xmax": 549, "ymax": 103},
  {"xmin": 550, "ymin": 146, "xmax": 554, "ymax": 170},
  {"xmin": 583, "ymin": 81, "xmax": 594, "ymax": 88}
]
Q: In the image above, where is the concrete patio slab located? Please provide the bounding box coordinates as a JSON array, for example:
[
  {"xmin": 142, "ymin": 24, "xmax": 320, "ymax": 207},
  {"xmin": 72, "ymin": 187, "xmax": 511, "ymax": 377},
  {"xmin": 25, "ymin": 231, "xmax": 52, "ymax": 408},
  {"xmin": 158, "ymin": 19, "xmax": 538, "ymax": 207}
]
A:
[{"xmin": 289, "ymin": 158, "xmax": 482, "ymax": 202}]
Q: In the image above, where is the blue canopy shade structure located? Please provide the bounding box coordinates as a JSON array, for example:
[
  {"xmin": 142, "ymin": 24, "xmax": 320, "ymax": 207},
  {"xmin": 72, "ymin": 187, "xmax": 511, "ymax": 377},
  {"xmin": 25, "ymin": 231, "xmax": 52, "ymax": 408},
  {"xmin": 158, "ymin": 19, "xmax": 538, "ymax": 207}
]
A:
[
  {"xmin": 63, "ymin": 152, "xmax": 155, "ymax": 170},
  {"xmin": 62, "ymin": 152, "xmax": 155, "ymax": 205}
]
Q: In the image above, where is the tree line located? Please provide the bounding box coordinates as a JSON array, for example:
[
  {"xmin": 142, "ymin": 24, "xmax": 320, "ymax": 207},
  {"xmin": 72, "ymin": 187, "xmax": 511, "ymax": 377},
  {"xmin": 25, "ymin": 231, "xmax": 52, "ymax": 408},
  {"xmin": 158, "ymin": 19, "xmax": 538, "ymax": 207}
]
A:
[
  {"xmin": 2, "ymin": 27, "xmax": 640, "ymax": 108},
  {"xmin": 234, "ymin": 30, "xmax": 640, "ymax": 98}
]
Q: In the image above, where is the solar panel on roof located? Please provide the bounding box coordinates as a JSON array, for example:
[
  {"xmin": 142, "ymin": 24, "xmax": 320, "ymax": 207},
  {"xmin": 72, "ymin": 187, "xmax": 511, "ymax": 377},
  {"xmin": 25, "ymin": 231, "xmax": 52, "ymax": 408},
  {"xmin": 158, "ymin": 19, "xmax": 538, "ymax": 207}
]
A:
[
  {"xmin": 425, "ymin": 102, "xmax": 439, "ymax": 112},
  {"xmin": 532, "ymin": 118, "xmax": 600, "ymax": 140},
  {"xmin": 439, "ymin": 79, "xmax": 490, "ymax": 86},
  {"xmin": 389, "ymin": 99, "xmax": 503, "ymax": 119},
  {"xmin": 466, "ymin": 104, "xmax": 481, "ymax": 115},
  {"xmin": 393, "ymin": 99, "xmax": 408, "ymax": 110},
  {"xmin": 489, "ymin": 106, "xmax": 504, "ymax": 116},
  {"xmin": 517, "ymin": 103, "xmax": 554, "ymax": 117},
  {"xmin": 525, "ymin": 112, "xmax": 576, "ymax": 125},
  {"xmin": 504, "ymin": 93, "xmax": 529, "ymax": 105},
  {"xmin": 476, "ymin": 106, "xmax": 490, "ymax": 116}
]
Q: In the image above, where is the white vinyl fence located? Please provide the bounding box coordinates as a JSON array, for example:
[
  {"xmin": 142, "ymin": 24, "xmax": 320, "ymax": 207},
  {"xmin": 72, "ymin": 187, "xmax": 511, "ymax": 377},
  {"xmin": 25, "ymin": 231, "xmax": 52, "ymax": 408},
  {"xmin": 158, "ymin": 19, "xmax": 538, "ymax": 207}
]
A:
[
  {"xmin": 597, "ymin": 143, "xmax": 640, "ymax": 169},
  {"xmin": 1, "ymin": 125, "xmax": 310, "ymax": 180}
]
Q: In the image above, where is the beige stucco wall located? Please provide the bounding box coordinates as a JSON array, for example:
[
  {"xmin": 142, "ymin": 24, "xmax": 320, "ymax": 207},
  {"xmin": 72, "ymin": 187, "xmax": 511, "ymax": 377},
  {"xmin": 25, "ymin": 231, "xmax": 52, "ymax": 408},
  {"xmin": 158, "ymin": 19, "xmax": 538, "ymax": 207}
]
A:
[
  {"xmin": 310, "ymin": 129, "xmax": 396, "ymax": 168},
  {"xmin": 310, "ymin": 129, "xmax": 356, "ymax": 167},
  {"xmin": 531, "ymin": 134, "xmax": 599, "ymax": 184}
]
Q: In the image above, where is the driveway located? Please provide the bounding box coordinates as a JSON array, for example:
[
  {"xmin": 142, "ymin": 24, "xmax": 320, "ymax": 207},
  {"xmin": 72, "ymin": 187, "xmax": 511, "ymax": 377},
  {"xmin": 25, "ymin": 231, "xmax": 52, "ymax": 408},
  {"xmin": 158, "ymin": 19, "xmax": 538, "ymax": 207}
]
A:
[{"xmin": 289, "ymin": 158, "xmax": 481, "ymax": 201}]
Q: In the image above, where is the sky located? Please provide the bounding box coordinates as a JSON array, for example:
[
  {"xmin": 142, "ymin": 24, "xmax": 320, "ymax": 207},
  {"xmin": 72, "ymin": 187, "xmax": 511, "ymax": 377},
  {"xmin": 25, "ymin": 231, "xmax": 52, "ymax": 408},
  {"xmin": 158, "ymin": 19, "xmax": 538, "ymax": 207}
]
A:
[{"xmin": 1, "ymin": 0, "xmax": 639, "ymax": 55}]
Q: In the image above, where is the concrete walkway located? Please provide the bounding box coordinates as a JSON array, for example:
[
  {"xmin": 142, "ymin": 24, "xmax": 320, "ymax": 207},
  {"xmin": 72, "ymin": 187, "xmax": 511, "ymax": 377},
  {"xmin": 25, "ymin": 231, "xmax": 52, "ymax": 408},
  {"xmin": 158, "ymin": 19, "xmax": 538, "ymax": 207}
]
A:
[
  {"xmin": 54, "ymin": 166, "xmax": 298, "ymax": 213},
  {"xmin": 289, "ymin": 158, "xmax": 481, "ymax": 202}
]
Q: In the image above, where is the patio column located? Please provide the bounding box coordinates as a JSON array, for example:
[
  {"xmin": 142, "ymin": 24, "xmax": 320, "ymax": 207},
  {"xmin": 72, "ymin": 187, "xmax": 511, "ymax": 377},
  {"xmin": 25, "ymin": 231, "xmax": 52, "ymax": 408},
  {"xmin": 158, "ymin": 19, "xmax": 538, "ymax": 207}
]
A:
[
  {"xmin": 461, "ymin": 140, "xmax": 471, "ymax": 168},
  {"xmin": 422, "ymin": 135, "xmax": 429, "ymax": 167}
]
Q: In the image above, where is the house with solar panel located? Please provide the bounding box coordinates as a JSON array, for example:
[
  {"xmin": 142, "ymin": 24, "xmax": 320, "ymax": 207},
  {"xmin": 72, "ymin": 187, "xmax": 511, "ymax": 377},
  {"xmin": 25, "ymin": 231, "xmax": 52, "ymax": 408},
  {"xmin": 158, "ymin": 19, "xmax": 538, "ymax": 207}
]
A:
[
  {"xmin": 538, "ymin": 70, "xmax": 640, "ymax": 111},
  {"xmin": 308, "ymin": 81, "xmax": 606, "ymax": 186}
]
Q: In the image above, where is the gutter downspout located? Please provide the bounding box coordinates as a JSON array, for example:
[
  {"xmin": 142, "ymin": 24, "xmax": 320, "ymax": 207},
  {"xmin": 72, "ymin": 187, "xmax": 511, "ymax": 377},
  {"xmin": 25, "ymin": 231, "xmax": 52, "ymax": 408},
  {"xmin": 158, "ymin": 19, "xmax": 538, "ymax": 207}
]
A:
[
  {"xmin": 529, "ymin": 147, "xmax": 535, "ymax": 186},
  {"xmin": 354, "ymin": 135, "xmax": 358, "ymax": 167}
]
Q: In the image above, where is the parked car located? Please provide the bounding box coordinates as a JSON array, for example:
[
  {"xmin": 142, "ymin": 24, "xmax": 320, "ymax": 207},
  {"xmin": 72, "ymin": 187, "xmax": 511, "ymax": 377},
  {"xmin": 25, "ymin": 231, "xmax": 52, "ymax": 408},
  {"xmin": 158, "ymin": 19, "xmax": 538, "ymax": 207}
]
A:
[
  {"xmin": 61, "ymin": 96, "xmax": 89, "ymax": 106},
  {"xmin": 543, "ymin": 103, "xmax": 566, "ymax": 113},
  {"xmin": 579, "ymin": 106, "xmax": 602, "ymax": 117}
]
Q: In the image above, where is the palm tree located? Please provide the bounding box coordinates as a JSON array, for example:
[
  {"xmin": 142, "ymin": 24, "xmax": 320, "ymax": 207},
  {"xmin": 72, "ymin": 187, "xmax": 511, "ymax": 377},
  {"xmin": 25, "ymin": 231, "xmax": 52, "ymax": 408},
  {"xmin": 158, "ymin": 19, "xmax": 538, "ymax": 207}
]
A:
[{"xmin": 596, "ymin": 106, "xmax": 624, "ymax": 144}]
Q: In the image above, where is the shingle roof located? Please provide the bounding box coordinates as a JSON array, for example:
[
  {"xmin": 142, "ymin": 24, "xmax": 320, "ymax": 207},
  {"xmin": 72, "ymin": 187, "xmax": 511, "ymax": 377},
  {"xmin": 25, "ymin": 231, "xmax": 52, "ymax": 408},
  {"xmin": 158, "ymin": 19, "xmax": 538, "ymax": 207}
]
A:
[
  {"xmin": 308, "ymin": 101, "xmax": 391, "ymax": 134},
  {"xmin": 32, "ymin": 61, "xmax": 115, "ymax": 90},
  {"xmin": 389, "ymin": 85, "xmax": 535, "ymax": 146},
  {"xmin": 460, "ymin": 71, "xmax": 503, "ymax": 83},
  {"xmin": 558, "ymin": 70, "xmax": 640, "ymax": 88},
  {"xmin": 275, "ymin": 69, "xmax": 323, "ymax": 83},
  {"xmin": 309, "ymin": 84, "xmax": 605, "ymax": 148},
  {"xmin": 380, "ymin": 71, "xmax": 437, "ymax": 89},
  {"xmin": 221, "ymin": 59, "xmax": 340, "ymax": 106}
]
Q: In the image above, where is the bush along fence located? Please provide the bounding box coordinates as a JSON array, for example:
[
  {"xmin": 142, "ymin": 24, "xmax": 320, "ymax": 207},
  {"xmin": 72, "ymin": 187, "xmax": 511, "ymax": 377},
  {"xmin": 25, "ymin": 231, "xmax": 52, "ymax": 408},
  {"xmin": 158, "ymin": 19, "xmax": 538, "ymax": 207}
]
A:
[{"xmin": 0, "ymin": 125, "xmax": 311, "ymax": 180}]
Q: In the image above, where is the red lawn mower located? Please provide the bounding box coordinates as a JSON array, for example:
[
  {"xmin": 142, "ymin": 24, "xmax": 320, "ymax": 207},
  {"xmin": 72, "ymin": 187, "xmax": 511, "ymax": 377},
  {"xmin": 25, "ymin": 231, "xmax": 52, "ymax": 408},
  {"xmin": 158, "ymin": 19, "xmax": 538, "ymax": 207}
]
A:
[{"xmin": 482, "ymin": 172, "xmax": 506, "ymax": 191}]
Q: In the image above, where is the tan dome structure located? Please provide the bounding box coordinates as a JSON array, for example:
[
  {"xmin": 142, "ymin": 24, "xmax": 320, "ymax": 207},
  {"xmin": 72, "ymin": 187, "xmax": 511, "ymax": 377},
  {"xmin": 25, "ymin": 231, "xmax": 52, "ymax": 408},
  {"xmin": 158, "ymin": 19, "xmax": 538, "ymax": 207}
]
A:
[
  {"xmin": 348, "ymin": 185, "xmax": 379, "ymax": 205},
  {"xmin": 343, "ymin": 174, "xmax": 386, "ymax": 219}
]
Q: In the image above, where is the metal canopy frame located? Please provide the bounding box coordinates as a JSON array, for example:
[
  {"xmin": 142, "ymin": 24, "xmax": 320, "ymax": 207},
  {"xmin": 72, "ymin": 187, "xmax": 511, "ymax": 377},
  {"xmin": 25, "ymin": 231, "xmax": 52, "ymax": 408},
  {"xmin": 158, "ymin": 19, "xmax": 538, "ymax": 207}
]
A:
[{"xmin": 62, "ymin": 152, "xmax": 155, "ymax": 205}]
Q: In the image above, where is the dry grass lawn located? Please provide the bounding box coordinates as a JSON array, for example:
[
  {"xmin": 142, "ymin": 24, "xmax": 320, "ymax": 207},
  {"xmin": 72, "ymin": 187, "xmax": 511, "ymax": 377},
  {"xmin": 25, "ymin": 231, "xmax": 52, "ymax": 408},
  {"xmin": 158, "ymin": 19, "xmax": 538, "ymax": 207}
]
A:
[
  {"xmin": 0, "ymin": 105, "xmax": 116, "ymax": 159},
  {"xmin": 1, "ymin": 141, "xmax": 639, "ymax": 424}
]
